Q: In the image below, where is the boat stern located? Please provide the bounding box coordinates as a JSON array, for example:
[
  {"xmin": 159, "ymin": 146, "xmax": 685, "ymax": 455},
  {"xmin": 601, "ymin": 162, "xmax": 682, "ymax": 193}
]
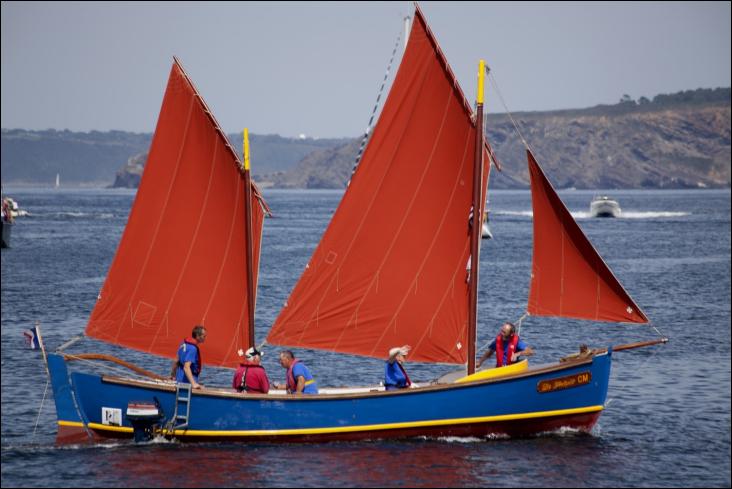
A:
[{"xmin": 47, "ymin": 353, "xmax": 93, "ymax": 444}]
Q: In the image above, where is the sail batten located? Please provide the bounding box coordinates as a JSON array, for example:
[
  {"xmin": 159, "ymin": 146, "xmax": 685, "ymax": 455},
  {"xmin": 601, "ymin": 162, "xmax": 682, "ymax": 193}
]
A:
[
  {"xmin": 268, "ymin": 7, "xmax": 491, "ymax": 364},
  {"xmin": 527, "ymin": 150, "xmax": 648, "ymax": 324},
  {"xmin": 86, "ymin": 60, "xmax": 268, "ymax": 368}
]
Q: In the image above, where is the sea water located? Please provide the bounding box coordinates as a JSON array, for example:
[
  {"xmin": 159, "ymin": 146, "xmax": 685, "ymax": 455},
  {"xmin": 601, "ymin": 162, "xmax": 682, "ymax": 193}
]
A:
[{"xmin": 1, "ymin": 188, "xmax": 730, "ymax": 487}]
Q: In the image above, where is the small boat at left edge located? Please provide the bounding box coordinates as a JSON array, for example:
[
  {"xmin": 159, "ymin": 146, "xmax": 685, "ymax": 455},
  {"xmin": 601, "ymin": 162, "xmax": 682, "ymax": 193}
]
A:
[{"xmin": 1, "ymin": 189, "xmax": 15, "ymax": 249}]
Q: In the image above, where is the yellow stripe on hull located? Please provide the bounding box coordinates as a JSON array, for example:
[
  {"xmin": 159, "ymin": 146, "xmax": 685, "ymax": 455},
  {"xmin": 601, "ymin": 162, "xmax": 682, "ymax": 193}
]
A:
[{"xmin": 61, "ymin": 404, "xmax": 603, "ymax": 438}]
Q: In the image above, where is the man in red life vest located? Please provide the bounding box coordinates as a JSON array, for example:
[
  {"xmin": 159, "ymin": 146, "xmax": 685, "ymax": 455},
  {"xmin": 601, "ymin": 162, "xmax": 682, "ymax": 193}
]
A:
[
  {"xmin": 273, "ymin": 350, "xmax": 318, "ymax": 394},
  {"xmin": 232, "ymin": 346, "xmax": 270, "ymax": 394},
  {"xmin": 170, "ymin": 325, "xmax": 206, "ymax": 389},
  {"xmin": 477, "ymin": 322, "xmax": 534, "ymax": 369}
]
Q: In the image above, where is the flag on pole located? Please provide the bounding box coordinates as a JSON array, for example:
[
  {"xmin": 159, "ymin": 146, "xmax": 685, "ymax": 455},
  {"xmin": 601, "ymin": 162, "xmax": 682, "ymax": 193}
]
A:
[{"xmin": 23, "ymin": 327, "xmax": 40, "ymax": 349}]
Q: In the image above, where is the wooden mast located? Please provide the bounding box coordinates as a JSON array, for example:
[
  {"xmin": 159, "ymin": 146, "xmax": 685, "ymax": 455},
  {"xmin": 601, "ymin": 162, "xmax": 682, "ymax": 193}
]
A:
[
  {"xmin": 468, "ymin": 60, "xmax": 486, "ymax": 375},
  {"xmin": 243, "ymin": 128, "xmax": 256, "ymax": 349}
]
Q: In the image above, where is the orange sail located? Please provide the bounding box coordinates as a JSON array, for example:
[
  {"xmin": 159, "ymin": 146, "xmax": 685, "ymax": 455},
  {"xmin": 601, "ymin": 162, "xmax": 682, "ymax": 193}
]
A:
[
  {"xmin": 267, "ymin": 7, "xmax": 491, "ymax": 364},
  {"xmin": 86, "ymin": 59, "xmax": 269, "ymax": 367},
  {"xmin": 527, "ymin": 150, "xmax": 648, "ymax": 323}
]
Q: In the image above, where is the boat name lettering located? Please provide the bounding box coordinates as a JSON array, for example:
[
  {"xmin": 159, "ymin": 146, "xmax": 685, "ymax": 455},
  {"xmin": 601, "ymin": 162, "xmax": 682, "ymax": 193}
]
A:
[{"xmin": 537, "ymin": 372, "xmax": 591, "ymax": 393}]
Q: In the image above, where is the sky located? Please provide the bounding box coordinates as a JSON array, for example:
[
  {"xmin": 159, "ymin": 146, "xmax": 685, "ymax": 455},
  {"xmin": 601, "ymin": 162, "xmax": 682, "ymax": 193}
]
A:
[{"xmin": 1, "ymin": 1, "xmax": 730, "ymax": 139}]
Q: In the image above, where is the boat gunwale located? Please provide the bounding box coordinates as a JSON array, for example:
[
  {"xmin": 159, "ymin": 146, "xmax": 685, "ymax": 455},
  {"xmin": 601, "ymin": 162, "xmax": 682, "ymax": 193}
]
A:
[{"xmin": 95, "ymin": 354, "xmax": 601, "ymax": 401}]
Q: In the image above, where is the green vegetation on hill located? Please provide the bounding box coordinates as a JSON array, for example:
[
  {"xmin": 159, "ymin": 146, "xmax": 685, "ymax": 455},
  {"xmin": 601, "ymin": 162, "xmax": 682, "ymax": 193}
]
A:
[
  {"xmin": 0, "ymin": 129, "xmax": 348, "ymax": 186},
  {"xmin": 274, "ymin": 87, "xmax": 731, "ymax": 190},
  {"xmin": 1, "ymin": 88, "xmax": 729, "ymax": 189},
  {"xmin": 1, "ymin": 129, "xmax": 151, "ymax": 184}
]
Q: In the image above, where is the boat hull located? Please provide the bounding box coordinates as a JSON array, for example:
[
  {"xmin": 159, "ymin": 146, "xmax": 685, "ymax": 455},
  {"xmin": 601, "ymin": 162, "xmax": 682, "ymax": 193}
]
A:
[
  {"xmin": 590, "ymin": 200, "xmax": 621, "ymax": 218},
  {"xmin": 48, "ymin": 352, "xmax": 611, "ymax": 443},
  {"xmin": 1, "ymin": 220, "xmax": 11, "ymax": 248},
  {"xmin": 481, "ymin": 221, "xmax": 492, "ymax": 239}
]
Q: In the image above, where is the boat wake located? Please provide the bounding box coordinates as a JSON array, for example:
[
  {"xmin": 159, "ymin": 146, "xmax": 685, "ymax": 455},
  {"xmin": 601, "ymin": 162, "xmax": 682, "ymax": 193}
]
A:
[
  {"xmin": 36, "ymin": 211, "xmax": 116, "ymax": 219},
  {"xmin": 442, "ymin": 434, "xmax": 509, "ymax": 443},
  {"xmin": 535, "ymin": 425, "xmax": 595, "ymax": 438},
  {"xmin": 617, "ymin": 211, "xmax": 690, "ymax": 219},
  {"xmin": 496, "ymin": 210, "xmax": 690, "ymax": 219},
  {"xmin": 495, "ymin": 210, "xmax": 534, "ymax": 217}
]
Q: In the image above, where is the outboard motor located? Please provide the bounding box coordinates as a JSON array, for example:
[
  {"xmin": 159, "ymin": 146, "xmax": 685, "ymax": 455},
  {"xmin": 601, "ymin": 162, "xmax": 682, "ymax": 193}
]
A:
[{"xmin": 126, "ymin": 399, "xmax": 164, "ymax": 443}]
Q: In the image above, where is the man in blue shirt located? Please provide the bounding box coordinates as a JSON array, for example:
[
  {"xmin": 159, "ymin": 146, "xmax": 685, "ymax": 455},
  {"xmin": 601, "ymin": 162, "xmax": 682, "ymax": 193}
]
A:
[
  {"xmin": 170, "ymin": 325, "xmax": 206, "ymax": 389},
  {"xmin": 276, "ymin": 350, "xmax": 318, "ymax": 394},
  {"xmin": 477, "ymin": 322, "xmax": 533, "ymax": 368}
]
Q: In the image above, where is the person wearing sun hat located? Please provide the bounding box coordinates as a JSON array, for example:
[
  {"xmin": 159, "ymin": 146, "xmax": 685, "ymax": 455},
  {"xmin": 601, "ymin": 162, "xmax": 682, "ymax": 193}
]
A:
[
  {"xmin": 232, "ymin": 346, "xmax": 270, "ymax": 394},
  {"xmin": 384, "ymin": 345, "xmax": 412, "ymax": 390}
]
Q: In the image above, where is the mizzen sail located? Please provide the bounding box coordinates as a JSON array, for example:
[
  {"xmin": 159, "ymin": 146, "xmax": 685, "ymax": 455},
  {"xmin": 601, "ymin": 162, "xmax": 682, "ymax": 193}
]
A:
[
  {"xmin": 527, "ymin": 150, "xmax": 648, "ymax": 323},
  {"xmin": 86, "ymin": 59, "xmax": 269, "ymax": 367},
  {"xmin": 267, "ymin": 7, "xmax": 491, "ymax": 364}
]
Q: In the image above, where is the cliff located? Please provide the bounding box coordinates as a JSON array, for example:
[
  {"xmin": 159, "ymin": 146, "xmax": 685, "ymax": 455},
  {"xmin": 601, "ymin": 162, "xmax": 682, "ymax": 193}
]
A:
[
  {"xmin": 2, "ymin": 88, "xmax": 729, "ymax": 189},
  {"xmin": 272, "ymin": 99, "xmax": 731, "ymax": 190},
  {"xmin": 0, "ymin": 130, "xmax": 347, "ymax": 187},
  {"xmin": 487, "ymin": 103, "xmax": 730, "ymax": 189}
]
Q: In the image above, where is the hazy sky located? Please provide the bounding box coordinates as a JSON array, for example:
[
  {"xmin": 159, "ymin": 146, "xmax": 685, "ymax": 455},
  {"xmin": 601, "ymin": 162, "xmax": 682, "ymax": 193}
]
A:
[{"xmin": 2, "ymin": 1, "xmax": 730, "ymax": 138}]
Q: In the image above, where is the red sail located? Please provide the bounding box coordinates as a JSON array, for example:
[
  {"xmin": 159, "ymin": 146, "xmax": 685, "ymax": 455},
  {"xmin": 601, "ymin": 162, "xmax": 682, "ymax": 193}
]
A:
[
  {"xmin": 267, "ymin": 7, "xmax": 491, "ymax": 364},
  {"xmin": 527, "ymin": 150, "xmax": 648, "ymax": 323},
  {"xmin": 86, "ymin": 59, "xmax": 269, "ymax": 367}
]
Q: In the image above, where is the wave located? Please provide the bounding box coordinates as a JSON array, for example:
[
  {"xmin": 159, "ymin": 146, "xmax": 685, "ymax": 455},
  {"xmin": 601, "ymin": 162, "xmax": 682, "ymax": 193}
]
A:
[
  {"xmin": 435, "ymin": 435, "xmax": 507, "ymax": 443},
  {"xmin": 494, "ymin": 210, "xmax": 534, "ymax": 217},
  {"xmin": 33, "ymin": 212, "xmax": 117, "ymax": 219}
]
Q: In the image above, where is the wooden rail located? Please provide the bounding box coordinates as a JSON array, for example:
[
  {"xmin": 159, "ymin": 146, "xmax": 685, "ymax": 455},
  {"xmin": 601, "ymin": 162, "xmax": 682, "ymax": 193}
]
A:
[
  {"xmin": 601, "ymin": 338, "xmax": 669, "ymax": 354},
  {"xmin": 63, "ymin": 353, "xmax": 167, "ymax": 380}
]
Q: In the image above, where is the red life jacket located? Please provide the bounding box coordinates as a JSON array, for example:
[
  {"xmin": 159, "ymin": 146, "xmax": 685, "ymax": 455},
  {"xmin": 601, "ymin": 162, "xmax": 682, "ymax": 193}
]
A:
[
  {"xmin": 397, "ymin": 362, "xmax": 412, "ymax": 387},
  {"xmin": 495, "ymin": 334, "xmax": 519, "ymax": 367},
  {"xmin": 286, "ymin": 359, "xmax": 316, "ymax": 393},
  {"xmin": 286, "ymin": 359, "xmax": 301, "ymax": 393},
  {"xmin": 180, "ymin": 337, "xmax": 203, "ymax": 375}
]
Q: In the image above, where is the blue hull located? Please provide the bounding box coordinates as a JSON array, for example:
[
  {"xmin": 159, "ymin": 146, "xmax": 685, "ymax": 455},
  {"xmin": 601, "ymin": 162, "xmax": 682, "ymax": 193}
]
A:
[
  {"xmin": 1, "ymin": 220, "xmax": 11, "ymax": 248},
  {"xmin": 48, "ymin": 352, "xmax": 611, "ymax": 443}
]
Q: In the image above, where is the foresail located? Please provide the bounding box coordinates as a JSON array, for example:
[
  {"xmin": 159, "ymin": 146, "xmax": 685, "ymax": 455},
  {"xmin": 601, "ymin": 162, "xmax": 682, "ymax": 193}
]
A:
[
  {"xmin": 527, "ymin": 150, "xmax": 648, "ymax": 323},
  {"xmin": 267, "ymin": 7, "xmax": 491, "ymax": 364},
  {"xmin": 86, "ymin": 59, "xmax": 269, "ymax": 367}
]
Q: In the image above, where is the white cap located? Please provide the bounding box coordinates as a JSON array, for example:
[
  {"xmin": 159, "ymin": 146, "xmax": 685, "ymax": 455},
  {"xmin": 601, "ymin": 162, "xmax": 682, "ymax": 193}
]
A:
[
  {"xmin": 239, "ymin": 347, "xmax": 263, "ymax": 359},
  {"xmin": 389, "ymin": 346, "xmax": 409, "ymax": 358}
]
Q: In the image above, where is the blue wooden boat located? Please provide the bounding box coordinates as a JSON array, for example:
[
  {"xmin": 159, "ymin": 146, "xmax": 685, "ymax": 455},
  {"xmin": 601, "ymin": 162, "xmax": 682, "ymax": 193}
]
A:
[
  {"xmin": 46, "ymin": 5, "xmax": 665, "ymax": 444},
  {"xmin": 48, "ymin": 351, "xmax": 611, "ymax": 443}
]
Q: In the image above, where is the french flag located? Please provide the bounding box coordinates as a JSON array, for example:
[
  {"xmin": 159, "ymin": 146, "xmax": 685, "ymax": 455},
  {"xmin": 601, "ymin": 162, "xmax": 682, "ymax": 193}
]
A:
[{"xmin": 23, "ymin": 327, "xmax": 40, "ymax": 350}]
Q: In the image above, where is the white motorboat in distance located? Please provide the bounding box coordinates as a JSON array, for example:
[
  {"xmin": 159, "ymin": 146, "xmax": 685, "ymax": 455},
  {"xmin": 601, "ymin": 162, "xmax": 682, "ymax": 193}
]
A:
[
  {"xmin": 590, "ymin": 195, "xmax": 621, "ymax": 218},
  {"xmin": 482, "ymin": 209, "xmax": 492, "ymax": 239}
]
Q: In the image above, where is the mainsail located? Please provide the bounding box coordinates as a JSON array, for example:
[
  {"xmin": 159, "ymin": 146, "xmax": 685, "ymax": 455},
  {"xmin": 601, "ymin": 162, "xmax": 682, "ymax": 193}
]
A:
[
  {"xmin": 527, "ymin": 150, "xmax": 648, "ymax": 323},
  {"xmin": 86, "ymin": 59, "xmax": 269, "ymax": 367},
  {"xmin": 268, "ymin": 7, "xmax": 492, "ymax": 364}
]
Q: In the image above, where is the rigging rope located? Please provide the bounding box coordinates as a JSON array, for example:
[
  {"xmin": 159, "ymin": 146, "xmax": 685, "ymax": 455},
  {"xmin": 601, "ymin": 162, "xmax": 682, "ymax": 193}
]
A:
[
  {"xmin": 346, "ymin": 20, "xmax": 407, "ymax": 186},
  {"xmin": 32, "ymin": 379, "xmax": 50, "ymax": 440},
  {"xmin": 515, "ymin": 312, "xmax": 529, "ymax": 336},
  {"xmin": 56, "ymin": 334, "xmax": 84, "ymax": 353},
  {"xmin": 649, "ymin": 323, "xmax": 667, "ymax": 339},
  {"xmin": 477, "ymin": 312, "xmax": 529, "ymax": 354},
  {"xmin": 488, "ymin": 71, "xmax": 533, "ymax": 152}
]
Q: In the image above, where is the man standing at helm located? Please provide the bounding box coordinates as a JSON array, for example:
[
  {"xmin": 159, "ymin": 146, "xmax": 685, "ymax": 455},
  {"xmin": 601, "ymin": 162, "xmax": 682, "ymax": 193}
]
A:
[{"xmin": 477, "ymin": 322, "xmax": 534, "ymax": 369}]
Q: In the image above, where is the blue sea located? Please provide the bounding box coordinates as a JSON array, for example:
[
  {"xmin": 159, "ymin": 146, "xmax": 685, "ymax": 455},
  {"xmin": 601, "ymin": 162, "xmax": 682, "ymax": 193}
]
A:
[{"xmin": 1, "ymin": 187, "xmax": 730, "ymax": 488}]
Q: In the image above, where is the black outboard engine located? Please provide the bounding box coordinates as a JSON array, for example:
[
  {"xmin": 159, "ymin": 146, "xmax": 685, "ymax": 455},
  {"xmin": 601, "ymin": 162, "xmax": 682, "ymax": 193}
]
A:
[{"xmin": 126, "ymin": 399, "xmax": 164, "ymax": 443}]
